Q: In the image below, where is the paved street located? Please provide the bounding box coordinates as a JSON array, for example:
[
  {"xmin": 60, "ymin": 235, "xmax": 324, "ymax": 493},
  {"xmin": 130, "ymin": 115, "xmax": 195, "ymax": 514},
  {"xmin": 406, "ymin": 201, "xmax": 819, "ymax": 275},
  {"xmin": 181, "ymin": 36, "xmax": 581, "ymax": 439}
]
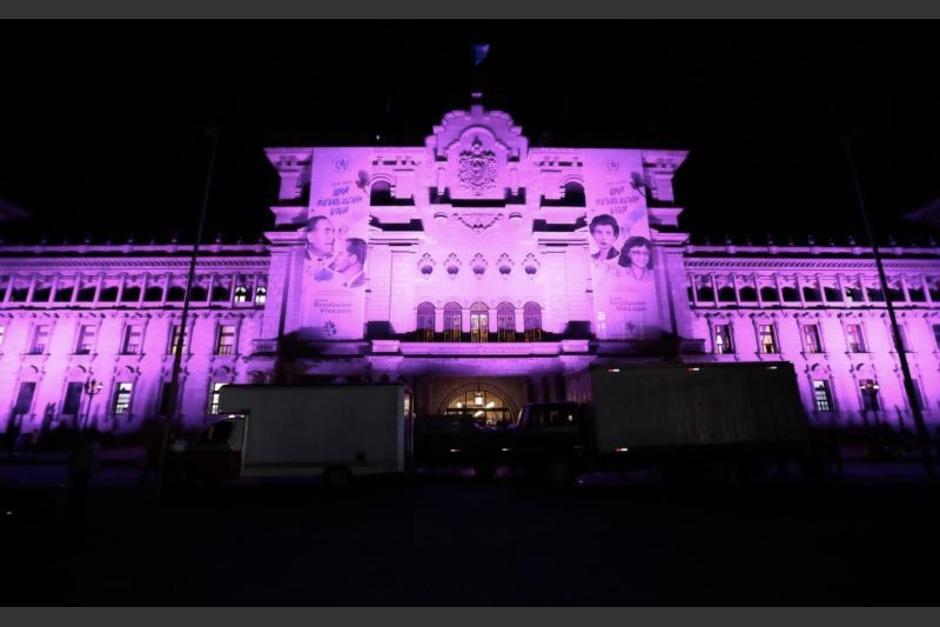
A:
[{"xmin": 2, "ymin": 461, "xmax": 940, "ymax": 605}]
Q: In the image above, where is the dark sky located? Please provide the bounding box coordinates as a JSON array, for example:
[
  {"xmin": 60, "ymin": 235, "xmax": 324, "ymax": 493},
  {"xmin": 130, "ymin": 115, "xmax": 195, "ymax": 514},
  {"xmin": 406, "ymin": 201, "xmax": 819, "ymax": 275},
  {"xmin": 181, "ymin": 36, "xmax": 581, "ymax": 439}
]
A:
[{"xmin": 1, "ymin": 23, "xmax": 938, "ymax": 246}]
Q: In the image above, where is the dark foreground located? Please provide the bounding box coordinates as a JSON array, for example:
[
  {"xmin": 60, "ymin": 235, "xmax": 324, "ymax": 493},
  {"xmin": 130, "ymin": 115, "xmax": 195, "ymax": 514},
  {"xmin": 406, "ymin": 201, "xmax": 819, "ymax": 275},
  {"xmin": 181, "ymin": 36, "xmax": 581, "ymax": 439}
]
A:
[{"xmin": 1, "ymin": 462, "xmax": 939, "ymax": 605}]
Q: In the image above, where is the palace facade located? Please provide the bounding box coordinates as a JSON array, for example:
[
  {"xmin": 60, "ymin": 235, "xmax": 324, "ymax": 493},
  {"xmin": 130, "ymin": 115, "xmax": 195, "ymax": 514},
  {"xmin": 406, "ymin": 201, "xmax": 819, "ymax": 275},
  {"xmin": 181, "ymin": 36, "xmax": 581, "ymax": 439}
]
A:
[{"xmin": 2, "ymin": 99, "xmax": 939, "ymax": 435}]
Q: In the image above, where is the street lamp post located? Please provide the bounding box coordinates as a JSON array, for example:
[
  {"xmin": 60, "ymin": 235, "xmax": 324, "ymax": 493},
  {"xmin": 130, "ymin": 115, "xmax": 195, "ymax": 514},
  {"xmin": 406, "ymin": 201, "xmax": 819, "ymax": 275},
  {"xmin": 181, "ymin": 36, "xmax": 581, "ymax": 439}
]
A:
[
  {"xmin": 154, "ymin": 125, "xmax": 220, "ymax": 504},
  {"xmin": 82, "ymin": 378, "xmax": 104, "ymax": 432},
  {"xmin": 843, "ymin": 133, "xmax": 935, "ymax": 481}
]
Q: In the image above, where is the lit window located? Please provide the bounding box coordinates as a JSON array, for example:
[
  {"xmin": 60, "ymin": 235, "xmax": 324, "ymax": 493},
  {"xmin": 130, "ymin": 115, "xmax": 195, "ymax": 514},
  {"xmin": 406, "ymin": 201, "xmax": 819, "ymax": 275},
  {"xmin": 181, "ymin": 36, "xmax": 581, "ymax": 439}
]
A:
[
  {"xmin": 112, "ymin": 382, "xmax": 133, "ymax": 416},
  {"xmin": 470, "ymin": 303, "xmax": 489, "ymax": 343},
  {"xmin": 845, "ymin": 324, "xmax": 866, "ymax": 353},
  {"xmin": 802, "ymin": 324, "xmax": 822, "ymax": 354},
  {"xmin": 713, "ymin": 324, "xmax": 734, "ymax": 354},
  {"xmin": 416, "ymin": 302, "xmax": 435, "ymax": 342},
  {"xmin": 234, "ymin": 286, "xmax": 249, "ymax": 303},
  {"xmin": 208, "ymin": 381, "xmax": 227, "ymax": 415},
  {"xmin": 216, "ymin": 325, "xmax": 237, "ymax": 356},
  {"xmin": 30, "ymin": 324, "xmax": 50, "ymax": 354},
  {"xmin": 758, "ymin": 324, "xmax": 778, "ymax": 354},
  {"xmin": 168, "ymin": 324, "xmax": 188, "ymax": 355},
  {"xmin": 443, "ymin": 302, "xmax": 461, "ymax": 342},
  {"xmin": 76, "ymin": 324, "xmax": 97, "ymax": 354},
  {"xmin": 254, "ymin": 286, "xmax": 267, "ymax": 305},
  {"xmin": 122, "ymin": 324, "xmax": 143, "ymax": 354},
  {"xmin": 812, "ymin": 380, "xmax": 833, "ymax": 412},
  {"xmin": 497, "ymin": 302, "xmax": 515, "ymax": 342},
  {"xmin": 524, "ymin": 302, "xmax": 542, "ymax": 342},
  {"xmin": 859, "ymin": 379, "xmax": 879, "ymax": 411}
]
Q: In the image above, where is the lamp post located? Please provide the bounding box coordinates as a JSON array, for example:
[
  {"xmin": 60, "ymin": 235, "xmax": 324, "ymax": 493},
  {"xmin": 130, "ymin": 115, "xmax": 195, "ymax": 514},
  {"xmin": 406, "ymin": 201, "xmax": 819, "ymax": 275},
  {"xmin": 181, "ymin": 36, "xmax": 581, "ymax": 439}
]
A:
[
  {"xmin": 154, "ymin": 125, "xmax": 220, "ymax": 504},
  {"xmin": 843, "ymin": 133, "xmax": 934, "ymax": 480},
  {"xmin": 82, "ymin": 378, "xmax": 104, "ymax": 432}
]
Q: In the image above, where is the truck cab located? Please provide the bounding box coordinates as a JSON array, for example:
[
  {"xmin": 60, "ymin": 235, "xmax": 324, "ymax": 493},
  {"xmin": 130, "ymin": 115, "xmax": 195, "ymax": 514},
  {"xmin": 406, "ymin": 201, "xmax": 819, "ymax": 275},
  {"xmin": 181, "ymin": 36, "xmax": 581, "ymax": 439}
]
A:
[{"xmin": 508, "ymin": 402, "xmax": 589, "ymax": 476}]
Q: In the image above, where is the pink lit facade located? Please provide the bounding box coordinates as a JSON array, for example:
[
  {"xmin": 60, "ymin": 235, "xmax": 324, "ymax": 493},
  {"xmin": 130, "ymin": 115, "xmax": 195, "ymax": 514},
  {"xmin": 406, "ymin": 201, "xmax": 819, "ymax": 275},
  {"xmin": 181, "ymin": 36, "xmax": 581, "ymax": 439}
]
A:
[{"xmin": 2, "ymin": 102, "xmax": 939, "ymax": 435}]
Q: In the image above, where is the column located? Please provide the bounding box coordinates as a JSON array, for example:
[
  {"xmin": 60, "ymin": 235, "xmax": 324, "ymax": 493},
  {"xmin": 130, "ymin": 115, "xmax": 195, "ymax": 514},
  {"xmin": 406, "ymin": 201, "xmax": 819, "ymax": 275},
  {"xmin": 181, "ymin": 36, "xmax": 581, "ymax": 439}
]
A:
[
  {"xmin": 796, "ymin": 274, "xmax": 806, "ymax": 307},
  {"xmin": 837, "ymin": 274, "xmax": 847, "ymax": 304},
  {"xmin": 205, "ymin": 274, "xmax": 215, "ymax": 305},
  {"xmin": 774, "ymin": 273, "xmax": 784, "ymax": 303},
  {"xmin": 249, "ymin": 274, "xmax": 259, "ymax": 306},
  {"xmin": 25, "ymin": 274, "xmax": 38, "ymax": 303},
  {"xmin": 93, "ymin": 273, "xmax": 104, "ymax": 304},
  {"xmin": 858, "ymin": 273, "xmax": 869, "ymax": 304},
  {"xmin": 900, "ymin": 275, "xmax": 911, "ymax": 304},
  {"xmin": 689, "ymin": 273, "xmax": 699, "ymax": 306},
  {"xmin": 138, "ymin": 272, "xmax": 148, "ymax": 307},
  {"xmin": 48, "ymin": 273, "xmax": 60, "ymax": 303},
  {"xmin": 754, "ymin": 274, "xmax": 764, "ymax": 308},
  {"xmin": 160, "ymin": 274, "xmax": 171, "ymax": 306},
  {"xmin": 923, "ymin": 276, "xmax": 933, "ymax": 305},
  {"xmin": 732, "ymin": 273, "xmax": 741, "ymax": 306},
  {"xmin": 710, "ymin": 274, "xmax": 719, "ymax": 306},
  {"xmin": 229, "ymin": 274, "xmax": 238, "ymax": 307},
  {"xmin": 115, "ymin": 273, "xmax": 127, "ymax": 303},
  {"xmin": 3, "ymin": 275, "xmax": 14, "ymax": 304},
  {"xmin": 70, "ymin": 273, "xmax": 82, "ymax": 304}
]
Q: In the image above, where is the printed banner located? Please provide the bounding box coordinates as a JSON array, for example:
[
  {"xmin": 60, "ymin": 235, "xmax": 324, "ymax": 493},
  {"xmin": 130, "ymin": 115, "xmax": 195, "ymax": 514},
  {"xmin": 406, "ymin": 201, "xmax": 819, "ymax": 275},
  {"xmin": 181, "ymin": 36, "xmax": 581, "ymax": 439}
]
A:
[
  {"xmin": 302, "ymin": 148, "xmax": 372, "ymax": 339},
  {"xmin": 583, "ymin": 149, "xmax": 661, "ymax": 341}
]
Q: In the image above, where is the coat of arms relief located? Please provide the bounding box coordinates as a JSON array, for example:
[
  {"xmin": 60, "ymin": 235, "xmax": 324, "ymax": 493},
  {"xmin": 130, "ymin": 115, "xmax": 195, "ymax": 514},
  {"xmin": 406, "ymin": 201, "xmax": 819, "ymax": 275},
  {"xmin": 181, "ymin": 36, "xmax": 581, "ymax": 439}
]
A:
[{"xmin": 457, "ymin": 137, "xmax": 497, "ymax": 196}]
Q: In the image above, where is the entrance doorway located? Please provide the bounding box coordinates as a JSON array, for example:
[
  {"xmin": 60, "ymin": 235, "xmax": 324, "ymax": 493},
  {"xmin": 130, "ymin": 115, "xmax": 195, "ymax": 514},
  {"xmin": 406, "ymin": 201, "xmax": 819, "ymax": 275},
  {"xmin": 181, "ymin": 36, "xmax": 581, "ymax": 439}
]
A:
[{"xmin": 442, "ymin": 387, "xmax": 511, "ymax": 426}]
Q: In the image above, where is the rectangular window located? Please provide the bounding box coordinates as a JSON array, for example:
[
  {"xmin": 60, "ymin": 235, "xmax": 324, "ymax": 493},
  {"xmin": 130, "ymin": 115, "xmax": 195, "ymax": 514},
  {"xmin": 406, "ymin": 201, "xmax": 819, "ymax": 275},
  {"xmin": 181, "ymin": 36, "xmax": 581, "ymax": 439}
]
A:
[
  {"xmin": 75, "ymin": 324, "xmax": 97, "ymax": 354},
  {"xmin": 895, "ymin": 325, "xmax": 911, "ymax": 353},
  {"xmin": 812, "ymin": 380, "xmax": 833, "ymax": 412},
  {"xmin": 30, "ymin": 324, "xmax": 50, "ymax": 354},
  {"xmin": 758, "ymin": 324, "xmax": 778, "ymax": 354},
  {"xmin": 713, "ymin": 324, "xmax": 734, "ymax": 354},
  {"xmin": 13, "ymin": 381, "xmax": 36, "ymax": 414},
  {"xmin": 208, "ymin": 381, "xmax": 227, "ymax": 415},
  {"xmin": 803, "ymin": 324, "xmax": 822, "ymax": 354},
  {"xmin": 845, "ymin": 324, "xmax": 866, "ymax": 353},
  {"xmin": 62, "ymin": 381, "xmax": 84, "ymax": 416},
  {"xmin": 934, "ymin": 324, "xmax": 940, "ymax": 351},
  {"xmin": 254, "ymin": 286, "xmax": 267, "ymax": 305},
  {"xmin": 860, "ymin": 379, "xmax": 880, "ymax": 411},
  {"xmin": 233, "ymin": 286, "xmax": 249, "ymax": 303},
  {"xmin": 215, "ymin": 325, "xmax": 236, "ymax": 356},
  {"xmin": 910, "ymin": 379, "xmax": 925, "ymax": 411},
  {"xmin": 167, "ymin": 325, "xmax": 188, "ymax": 355},
  {"xmin": 112, "ymin": 382, "xmax": 133, "ymax": 416},
  {"xmin": 122, "ymin": 324, "xmax": 143, "ymax": 354}
]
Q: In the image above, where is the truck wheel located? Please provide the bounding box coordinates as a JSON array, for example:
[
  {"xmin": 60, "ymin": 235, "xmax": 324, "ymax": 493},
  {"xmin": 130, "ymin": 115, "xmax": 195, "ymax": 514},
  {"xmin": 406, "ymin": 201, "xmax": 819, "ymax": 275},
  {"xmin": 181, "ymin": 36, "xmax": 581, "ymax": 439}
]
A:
[
  {"xmin": 548, "ymin": 461, "xmax": 573, "ymax": 489},
  {"xmin": 323, "ymin": 466, "xmax": 352, "ymax": 491}
]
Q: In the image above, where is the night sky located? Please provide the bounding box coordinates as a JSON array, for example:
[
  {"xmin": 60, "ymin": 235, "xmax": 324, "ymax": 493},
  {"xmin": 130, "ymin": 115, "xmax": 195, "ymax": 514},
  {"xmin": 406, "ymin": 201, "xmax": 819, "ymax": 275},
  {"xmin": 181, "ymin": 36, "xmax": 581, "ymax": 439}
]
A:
[{"xmin": 1, "ymin": 23, "xmax": 938, "ymax": 246}]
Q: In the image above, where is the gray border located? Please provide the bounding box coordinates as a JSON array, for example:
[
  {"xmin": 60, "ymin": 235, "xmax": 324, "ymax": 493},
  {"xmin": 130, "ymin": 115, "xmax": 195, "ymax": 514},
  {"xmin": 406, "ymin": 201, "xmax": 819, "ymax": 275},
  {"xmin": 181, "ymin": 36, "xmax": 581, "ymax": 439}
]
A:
[{"xmin": 1, "ymin": 0, "xmax": 940, "ymax": 18}]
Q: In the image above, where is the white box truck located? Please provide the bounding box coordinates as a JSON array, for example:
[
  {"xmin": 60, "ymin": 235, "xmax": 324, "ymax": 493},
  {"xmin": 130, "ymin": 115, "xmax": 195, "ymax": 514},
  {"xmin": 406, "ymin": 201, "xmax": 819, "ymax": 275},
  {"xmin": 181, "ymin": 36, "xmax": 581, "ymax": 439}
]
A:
[
  {"xmin": 507, "ymin": 362, "xmax": 812, "ymax": 485},
  {"xmin": 170, "ymin": 383, "xmax": 409, "ymax": 488}
]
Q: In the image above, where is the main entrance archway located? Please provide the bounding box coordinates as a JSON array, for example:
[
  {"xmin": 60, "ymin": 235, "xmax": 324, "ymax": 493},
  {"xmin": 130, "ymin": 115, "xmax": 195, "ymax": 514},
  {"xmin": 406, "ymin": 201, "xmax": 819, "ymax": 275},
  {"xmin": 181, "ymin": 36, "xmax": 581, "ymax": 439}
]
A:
[{"xmin": 440, "ymin": 383, "xmax": 516, "ymax": 426}]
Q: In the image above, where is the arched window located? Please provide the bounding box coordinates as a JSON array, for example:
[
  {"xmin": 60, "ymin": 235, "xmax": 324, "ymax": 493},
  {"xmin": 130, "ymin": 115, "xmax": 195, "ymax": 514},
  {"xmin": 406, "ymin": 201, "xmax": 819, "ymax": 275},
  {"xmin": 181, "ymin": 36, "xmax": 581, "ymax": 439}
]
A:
[
  {"xmin": 254, "ymin": 286, "xmax": 267, "ymax": 305},
  {"xmin": 760, "ymin": 286, "xmax": 779, "ymax": 302},
  {"xmin": 234, "ymin": 286, "xmax": 249, "ymax": 303},
  {"xmin": 211, "ymin": 285, "xmax": 230, "ymax": 302},
  {"xmin": 497, "ymin": 302, "xmax": 515, "ymax": 342},
  {"xmin": 144, "ymin": 286, "xmax": 164, "ymax": 302},
  {"xmin": 781, "ymin": 287, "xmax": 799, "ymax": 302},
  {"xmin": 561, "ymin": 181, "xmax": 585, "ymax": 207},
  {"xmin": 523, "ymin": 302, "xmax": 542, "ymax": 341},
  {"xmin": 166, "ymin": 286, "xmax": 186, "ymax": 302},
  {"xmin": 718, "ymin": 286, "xmax": 736, "ymax": 303},
  {"xmin": 739, "ymin": 287, "xmax": 757, "ymax": 302},
  {"xmin": 416, "ymin": 302, "xmax": 435, "ymax": 342},
  {"xmin": 370, "ymin": 180, "xmax": 393, "ymax": 205},
  {"xmin": 121, "ymin": 286, "xmax": 141, "ymax": 302},
  {"xmin": 470, "ymin": 302, "xmax": 489, "ymax": 343},
  {"xmin": 443, "ymin": 302, "xmax": 462, "ymax": 342}
]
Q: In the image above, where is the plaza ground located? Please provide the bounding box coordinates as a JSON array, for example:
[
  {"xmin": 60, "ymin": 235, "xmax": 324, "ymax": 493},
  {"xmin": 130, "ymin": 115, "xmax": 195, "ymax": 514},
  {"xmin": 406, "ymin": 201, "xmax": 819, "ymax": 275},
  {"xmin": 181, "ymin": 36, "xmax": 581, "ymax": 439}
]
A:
[{"xmin": 1, "ymin": 457, "xmax": 939, "ymax": 605}]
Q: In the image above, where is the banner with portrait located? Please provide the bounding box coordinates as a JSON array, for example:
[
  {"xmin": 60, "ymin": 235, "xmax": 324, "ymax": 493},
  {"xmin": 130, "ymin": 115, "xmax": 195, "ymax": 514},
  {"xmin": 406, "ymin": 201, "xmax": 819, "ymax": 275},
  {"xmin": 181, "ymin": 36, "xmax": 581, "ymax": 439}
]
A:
[
  {"xmin": 583, "ymin": 149, "xmax": 661, "ymax": 341},
  {"xmin": 302, "ymin": 147, "xmax": 372, "ymax": 339}
]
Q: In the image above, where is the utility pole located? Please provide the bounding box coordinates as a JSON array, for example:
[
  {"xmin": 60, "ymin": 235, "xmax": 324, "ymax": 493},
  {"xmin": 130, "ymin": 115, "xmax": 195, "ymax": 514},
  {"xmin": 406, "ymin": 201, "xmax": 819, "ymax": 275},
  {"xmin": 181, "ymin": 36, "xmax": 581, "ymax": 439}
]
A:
[
  {"xmin": 154, "ymin": 125, "xmax": 220, "ymax": 504},
  {"xmin": 843, "ymin": 132, "xmax": 934, "ymax": 481}
]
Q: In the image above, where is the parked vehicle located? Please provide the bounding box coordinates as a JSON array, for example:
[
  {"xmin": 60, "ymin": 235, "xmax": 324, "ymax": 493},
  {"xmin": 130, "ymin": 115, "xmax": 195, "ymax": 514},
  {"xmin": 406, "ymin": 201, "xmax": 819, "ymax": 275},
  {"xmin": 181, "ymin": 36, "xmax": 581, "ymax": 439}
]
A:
[
  {"xmin": 170, "ymin": 383, "xmax": 409, "ymax": 488},
  {"xmin": 504, "ymin": 362, "xmax": 813, "ymax": 486}
]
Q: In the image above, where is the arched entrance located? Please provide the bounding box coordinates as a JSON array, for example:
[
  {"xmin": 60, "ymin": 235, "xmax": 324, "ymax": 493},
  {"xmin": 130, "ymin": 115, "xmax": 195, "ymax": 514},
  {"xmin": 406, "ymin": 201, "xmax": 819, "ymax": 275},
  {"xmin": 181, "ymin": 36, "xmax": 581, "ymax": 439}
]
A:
[{"xmin": 441, "ymin": 384, "xmax": 515, "ymax": 427}]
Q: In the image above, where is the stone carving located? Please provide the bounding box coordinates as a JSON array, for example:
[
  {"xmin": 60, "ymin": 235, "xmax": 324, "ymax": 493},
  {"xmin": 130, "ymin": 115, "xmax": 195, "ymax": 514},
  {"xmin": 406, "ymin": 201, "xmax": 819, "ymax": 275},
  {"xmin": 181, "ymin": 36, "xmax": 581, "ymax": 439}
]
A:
[{"xmin": 458, "ymin": 137, "xmax": 497, "ymax": 195}]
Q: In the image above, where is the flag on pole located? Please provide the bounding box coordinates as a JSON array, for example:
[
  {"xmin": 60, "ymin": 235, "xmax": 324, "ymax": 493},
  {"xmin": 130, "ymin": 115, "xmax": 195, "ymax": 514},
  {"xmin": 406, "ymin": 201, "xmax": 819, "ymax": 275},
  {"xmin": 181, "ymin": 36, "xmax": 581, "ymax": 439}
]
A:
[{"xmin": 473, "ymin": 43, "xmax": 490, "ymax": 67}]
